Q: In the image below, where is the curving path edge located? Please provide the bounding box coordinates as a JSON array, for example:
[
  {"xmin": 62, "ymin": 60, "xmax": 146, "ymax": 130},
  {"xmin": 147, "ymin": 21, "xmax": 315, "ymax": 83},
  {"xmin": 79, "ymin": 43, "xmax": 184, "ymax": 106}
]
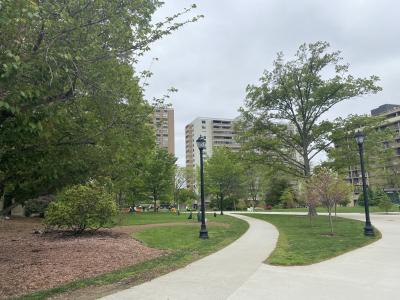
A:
[
  {"xmin": 100, "ymin": 212, "xmax": 400, "ymax": 300},
  {"xmin": 99, "ymin": 213, "xmax": 278, "ymax": 300},
  {"xmin": 228, "ymin": 212, "xmax": 400, "ymax": 300}
]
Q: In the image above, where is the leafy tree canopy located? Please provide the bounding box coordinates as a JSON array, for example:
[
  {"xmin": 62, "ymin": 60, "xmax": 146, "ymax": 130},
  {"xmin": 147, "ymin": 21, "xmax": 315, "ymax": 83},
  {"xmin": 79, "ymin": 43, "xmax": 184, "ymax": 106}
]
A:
[
  {"xmin": 204, "ymin": 147, "xmax": 245, "ymax": 211},
  {"xmin": 0, "ymin": 0, "xmax": 201, "ymax": 213},
  {"xmin": 238, "ymin": 41, "xmax": 381, "ymax": 178}
]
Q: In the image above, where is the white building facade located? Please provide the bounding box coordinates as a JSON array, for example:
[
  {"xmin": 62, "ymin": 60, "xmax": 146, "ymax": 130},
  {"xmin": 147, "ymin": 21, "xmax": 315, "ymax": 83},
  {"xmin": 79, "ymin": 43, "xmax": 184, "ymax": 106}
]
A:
[{"xmin": 185, "ymin": 117, "xmax": 241, "ymax": 190}]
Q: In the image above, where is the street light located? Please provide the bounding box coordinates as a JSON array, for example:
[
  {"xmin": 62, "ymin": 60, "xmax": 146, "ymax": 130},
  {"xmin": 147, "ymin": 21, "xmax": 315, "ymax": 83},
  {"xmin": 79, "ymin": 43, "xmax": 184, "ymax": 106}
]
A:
[
  {"xmin": 219, "ymin": 183, "xmax": 223, "ymax": 216},
  {"xmin": 354, "ymin": 130, "xmax": 374, "ymax": 236},
  {"xmin": 196, "ymin": 135, "xmax": 209, "ymax": 239}
]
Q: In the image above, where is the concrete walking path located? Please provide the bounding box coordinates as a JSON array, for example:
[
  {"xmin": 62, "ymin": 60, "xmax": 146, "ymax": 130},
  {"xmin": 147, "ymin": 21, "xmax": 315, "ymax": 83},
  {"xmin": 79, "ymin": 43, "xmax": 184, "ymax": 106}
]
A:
[
  {"xmin": 229, "ymin": 213, "xmax": 400, "ymax": 300},
  {"xmin": 100, "ymin": 212, "xmax": 400, "ymax": 300},
  {"xmin": 100, "ymin": 213, "xmax": 278, "ymax": 300}
]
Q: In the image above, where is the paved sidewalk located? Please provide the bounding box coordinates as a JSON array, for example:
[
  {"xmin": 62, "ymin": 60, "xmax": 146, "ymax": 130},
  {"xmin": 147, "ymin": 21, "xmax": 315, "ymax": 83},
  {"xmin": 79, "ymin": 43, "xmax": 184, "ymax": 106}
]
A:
[
  {"xmin": 100, "ymin": 213, "xmax": 400, "ymax": 300},
  {"xmin": 229, "ymin": 213, "xmax": 400, "ymax": 300},
  {"xmin": 100, "ymin": 213, "xmax": 278, "ymax": 300}
]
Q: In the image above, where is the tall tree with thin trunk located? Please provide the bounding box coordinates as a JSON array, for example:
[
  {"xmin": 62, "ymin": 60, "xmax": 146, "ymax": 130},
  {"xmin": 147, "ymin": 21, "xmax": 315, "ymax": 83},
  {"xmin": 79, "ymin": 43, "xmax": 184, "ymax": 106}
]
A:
[
  {"xmin": 142, "ymin": 149, "xmax": 176, "ymax": 212},
  {"xmin": 239, "ymin": 41, "xmax": 381, "ymax": 216},
  {"xmin": 174, "ymin": 167, "xmax": 192, "ymax": 210},
  {"xmin": 204, "ymin": 147, "xmax": 245, "ymax": 214}
]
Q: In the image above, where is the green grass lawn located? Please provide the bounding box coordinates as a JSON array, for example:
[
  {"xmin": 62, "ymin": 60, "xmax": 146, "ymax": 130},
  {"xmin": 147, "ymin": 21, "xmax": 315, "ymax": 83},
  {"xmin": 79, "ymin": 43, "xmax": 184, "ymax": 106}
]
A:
[
  {"xmin": 115, "ymin": 211, "xmax": 192, "ymax": 225},
  {"xmin": 262, "ymin": 205, "xmax": 400, "ymax": 213},
  {"xmin": 134, "ymin": 215, "xmax": 245, "ymax": 251},
  {"xmin": 19, "ymin": 213, "xmax": 248, "ymax": 300},
  {"xmin": 243, "ymin": 214, "xmax": 380, "ymax": 266}
]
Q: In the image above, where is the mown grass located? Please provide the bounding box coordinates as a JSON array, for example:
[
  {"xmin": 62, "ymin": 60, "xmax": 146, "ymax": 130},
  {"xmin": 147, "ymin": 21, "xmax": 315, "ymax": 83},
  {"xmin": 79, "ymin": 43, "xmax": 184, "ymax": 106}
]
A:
[
  {"xmin": 18, "ymin": 214, "xmax": 248, "ymax": 300},
  {"xmin": 243, "ymin": 214, "xmax": 380, "ymax": 266},
  {"xmin": 115, "ymin": 211, "xmax": 192, "ymax": 225},
  {"xmin": 135, "ymin": 215, "xmax": 243, "ymax": 251},
  {"xmin": 261, "ymin": 205, "xmax": 400, "ymax": 213}
]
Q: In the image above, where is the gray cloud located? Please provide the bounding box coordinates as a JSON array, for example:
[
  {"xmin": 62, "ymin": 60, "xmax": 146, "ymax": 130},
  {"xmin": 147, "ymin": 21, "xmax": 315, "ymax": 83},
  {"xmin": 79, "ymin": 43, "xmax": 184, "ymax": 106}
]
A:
[{"xmin": 137, "ymin": 0, "xmax": 400, "ymax": 165}]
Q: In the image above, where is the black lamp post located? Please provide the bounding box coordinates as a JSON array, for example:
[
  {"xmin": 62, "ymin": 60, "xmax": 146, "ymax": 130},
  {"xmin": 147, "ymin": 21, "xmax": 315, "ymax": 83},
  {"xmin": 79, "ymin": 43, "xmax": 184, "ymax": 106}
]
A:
[
  {"xmin": 196, "ymin": 135, "xmax": 209, "ymax": 239},
  {"xmin": 354, "ymin": 130, "xmax": 374, "ymax": 236},
  {"xmin": 219, "ymin": 184, "xmax": 223, "ymax": 215}
]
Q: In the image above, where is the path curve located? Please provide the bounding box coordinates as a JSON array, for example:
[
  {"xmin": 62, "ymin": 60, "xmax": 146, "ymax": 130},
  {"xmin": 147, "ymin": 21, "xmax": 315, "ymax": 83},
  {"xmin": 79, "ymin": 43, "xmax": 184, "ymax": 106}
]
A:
[
  {"xmin": 100, "ymin": 212, "xmax": 400, "ymax": 300},
  {"xmin": 100, "ymin": 213, "xmax": 278, "ymax": 300},
  {"xmin": 228, "ymin": 212, "xmax": 400, "ymax": 300}
]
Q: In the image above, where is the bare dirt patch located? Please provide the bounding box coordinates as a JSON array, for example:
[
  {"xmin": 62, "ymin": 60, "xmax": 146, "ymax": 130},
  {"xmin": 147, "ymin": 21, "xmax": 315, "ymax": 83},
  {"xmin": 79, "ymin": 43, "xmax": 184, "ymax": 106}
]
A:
[
  {"xmin": 0, "ymin": 217, "xmax": 164, "ymax": 299},
  {"xmin": 47, "ymin": 222, "xmax": 230, "ymax": 300}
]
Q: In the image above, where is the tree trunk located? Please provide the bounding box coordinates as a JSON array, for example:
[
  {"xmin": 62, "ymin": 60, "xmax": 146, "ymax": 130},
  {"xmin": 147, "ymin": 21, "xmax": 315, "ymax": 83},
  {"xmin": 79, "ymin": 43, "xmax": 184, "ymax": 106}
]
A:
[
  {"xmin": 1, "ymin": 191, "xmax": 15, "ymax": 217},
  {"xmin": 0, "ymin": 185, "xmax": 4, "ymax": 210},
  {"xmin": 174, "ymin": 190, "xmax": 179, "ymax": 211},
  {"xmin": 303, "ymin": 155, "xmax": 318, "ymax": 217},
  {"xmin": 328, "ymin": 208, "xmax": 334, "ymax": 235},
  {"xmin": 117, "ymin": 190, "xmax": 123, "ymax": 207},
  {"xmin": 153, "ymin": 189, "xmax": 157, "ymax": 212},
  {"xmin": 220, "ymin": 194, "xmax": 224, "ymax": 215},
  {"xmin": 1, "ymin": 202, "xmax": 18, "ymax": 217}
]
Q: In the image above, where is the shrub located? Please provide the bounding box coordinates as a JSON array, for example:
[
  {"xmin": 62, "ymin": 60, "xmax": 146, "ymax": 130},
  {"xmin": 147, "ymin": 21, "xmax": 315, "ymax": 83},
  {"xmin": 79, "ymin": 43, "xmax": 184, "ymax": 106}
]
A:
[
  {"xmin": 236, "ymin": 199, "xmax": 248, "ymax": 211},
  {"xmin": 264, "ymin": 176, "xmax": 291, "ymax": 207},
  {"xmin": 279, "ymin": 188, "xmax": 296, "ymax": 208},
  {"xmin": 377, "ymin": 192, "xmax": 393, "ymax": 213},
  {"xmin": 45, "ymin": 181, "xmax": 117, "ymax": 233},
  {"xmin": 358, "ymin": 188, "xmax": 379, "ymax": 206},
  {"xmin": 24, "ymin": 195, "xmax": 54, "ymax": 217}
]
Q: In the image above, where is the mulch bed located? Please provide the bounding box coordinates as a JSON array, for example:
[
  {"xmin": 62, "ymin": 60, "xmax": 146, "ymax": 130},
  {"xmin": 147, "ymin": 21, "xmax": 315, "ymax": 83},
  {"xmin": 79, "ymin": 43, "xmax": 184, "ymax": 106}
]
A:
[{"xmin": 0, "ymin": 217, "xmax": 165, "ymax": 299}]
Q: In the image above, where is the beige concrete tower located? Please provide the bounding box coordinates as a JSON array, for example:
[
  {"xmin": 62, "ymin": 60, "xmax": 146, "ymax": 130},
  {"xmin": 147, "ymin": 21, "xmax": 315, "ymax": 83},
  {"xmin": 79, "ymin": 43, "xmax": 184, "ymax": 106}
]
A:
[
  {"xmin": 154, "ymin": 107, "xmax": 175, "ymax": 155},
  {"xmin": 185, "ymin": 116, "xmax": 241, "ymax": 190}
]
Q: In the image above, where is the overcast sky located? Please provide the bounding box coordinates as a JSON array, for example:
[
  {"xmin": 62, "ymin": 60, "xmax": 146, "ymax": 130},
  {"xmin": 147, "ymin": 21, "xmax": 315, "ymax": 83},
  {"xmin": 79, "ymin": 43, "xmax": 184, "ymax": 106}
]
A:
[{"xmin": 137, "ymin": 0, "xmax": 400, "ymax": 166}]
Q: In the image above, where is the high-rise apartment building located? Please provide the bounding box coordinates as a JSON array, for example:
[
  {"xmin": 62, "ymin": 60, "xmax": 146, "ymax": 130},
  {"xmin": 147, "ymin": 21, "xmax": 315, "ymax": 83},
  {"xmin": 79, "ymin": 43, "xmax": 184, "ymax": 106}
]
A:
[
  {"xmin": 371, "ymin": 104, "xmax": 400, "ymax": 190},
  {"xmin": 346, "ymin": 104, "xmax": 400, "ymax": 204},
  {"xmin": 185, "ymin": 117, "xmax": 240, "ymax": 190},
  {"xmin": 154, "ymin": 107, "xmax": 175, "ymax": 155}
]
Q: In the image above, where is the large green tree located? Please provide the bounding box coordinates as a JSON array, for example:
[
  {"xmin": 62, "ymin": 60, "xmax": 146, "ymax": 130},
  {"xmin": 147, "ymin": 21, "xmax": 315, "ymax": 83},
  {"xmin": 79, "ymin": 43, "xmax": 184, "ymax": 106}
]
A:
[
  {"xmin": 142, "ymin": 148, "xmax": 176, "ymax": 212},
  {"xmin": 0, "ymin": 1, "xmax": 201, "ymax": 214},
  {"xmin": 204, "ymin": 147, "xmax": 245, "ymax": 214},
  {"xmin": 239, "ymin": 41, "xmax": 381, "ymax": 215},
  {"xmin": 238, "ymin": 151, "xmax": 271, "ymax": 208}
]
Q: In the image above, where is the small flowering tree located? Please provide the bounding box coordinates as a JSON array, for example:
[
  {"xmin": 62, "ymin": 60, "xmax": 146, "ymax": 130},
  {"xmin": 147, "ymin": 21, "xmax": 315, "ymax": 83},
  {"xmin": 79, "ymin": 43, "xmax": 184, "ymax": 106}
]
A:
[
  {"xmin": 300, "ymin": 181, "xmax": 320, "ymax": 225},
  {"xmin": 306, "ymin": 168, "xmax": 352, "ymax": 234}
]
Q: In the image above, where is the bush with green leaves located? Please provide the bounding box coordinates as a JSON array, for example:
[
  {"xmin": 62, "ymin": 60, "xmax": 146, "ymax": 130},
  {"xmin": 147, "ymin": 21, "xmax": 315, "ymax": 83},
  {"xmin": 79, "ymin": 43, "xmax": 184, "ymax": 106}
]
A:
[
  {"xmin": 357, "ymin": 188, "xmax": 379, "ymax": 206},
  {"xmin": 377, "ymin": 192, "xmax": 393, "ymax": 213},
  {"xmin": 45, "ymin": 182, "xmax": 117, "ymax": 233},
  {"xmin": 279, "ymin": 188, "xmax": 296, "ymax": 209},
  {"xmin": 24, "ymin": 195, "xmax": 54, "ymax": 217}
]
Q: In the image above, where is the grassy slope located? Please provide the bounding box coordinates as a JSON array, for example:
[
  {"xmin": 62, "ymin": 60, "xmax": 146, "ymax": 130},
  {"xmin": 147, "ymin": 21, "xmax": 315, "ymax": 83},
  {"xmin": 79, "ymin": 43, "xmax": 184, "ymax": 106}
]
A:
[
  {"xmin": 243, "ymin": 214, "xmax": 380, "ymax": 265},
  {"xmin": 19, "ymin": 213, "xmax": 248, "ymax": 300}
]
